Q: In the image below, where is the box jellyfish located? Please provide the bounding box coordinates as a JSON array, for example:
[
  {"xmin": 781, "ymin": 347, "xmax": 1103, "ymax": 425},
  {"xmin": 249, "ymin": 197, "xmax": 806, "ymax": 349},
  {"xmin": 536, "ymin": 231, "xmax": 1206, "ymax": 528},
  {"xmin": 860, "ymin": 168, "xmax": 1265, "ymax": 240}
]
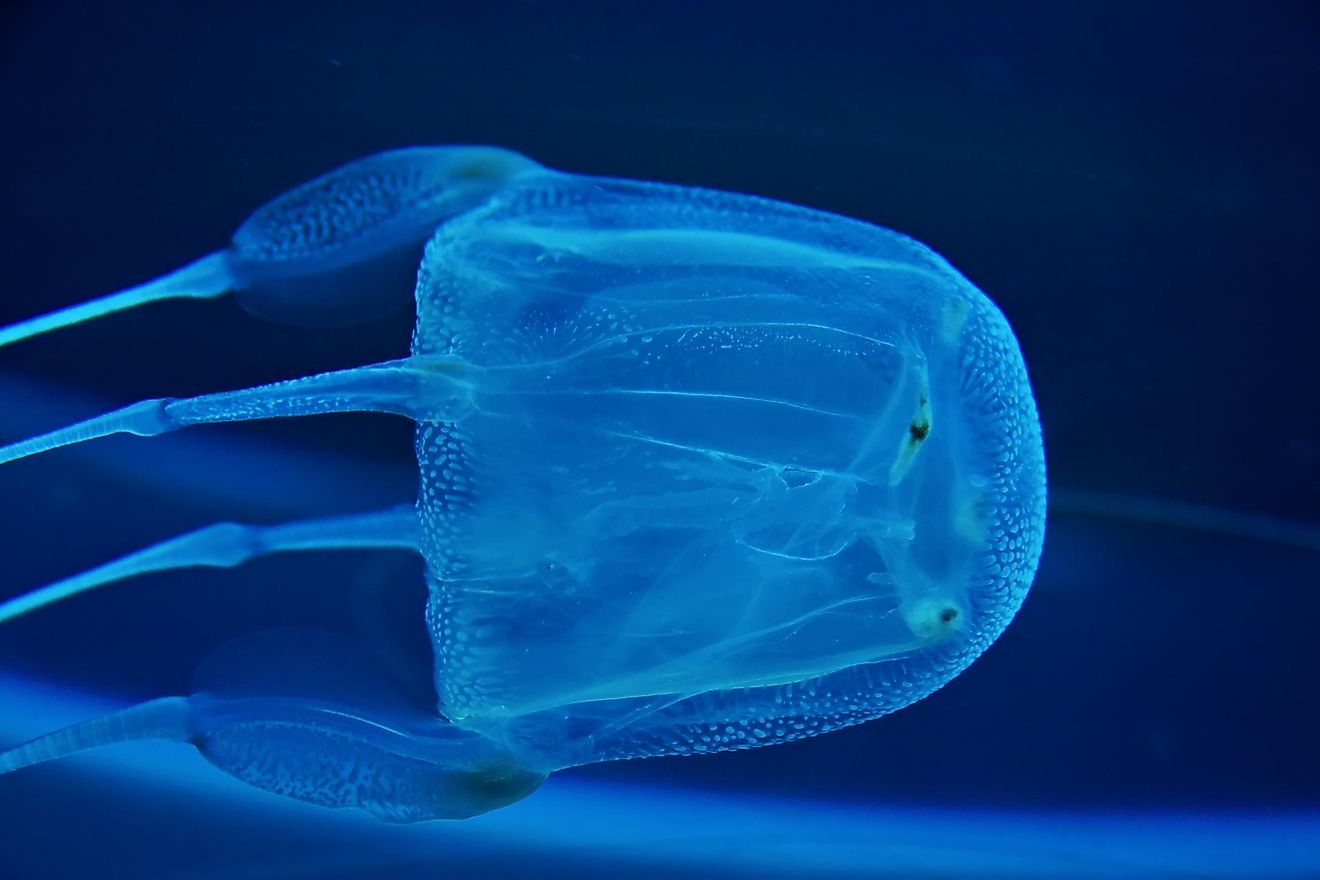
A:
[{"xmin": 0, "ymin": 147, "xmax": 1046, "ymax": 820}]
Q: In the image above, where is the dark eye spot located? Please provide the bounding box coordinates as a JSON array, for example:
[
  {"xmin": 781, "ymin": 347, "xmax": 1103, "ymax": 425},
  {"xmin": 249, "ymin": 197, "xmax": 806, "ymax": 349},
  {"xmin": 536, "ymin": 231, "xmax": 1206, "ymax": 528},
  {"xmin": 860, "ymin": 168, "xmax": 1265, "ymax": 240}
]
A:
[
  {"xmin": 939, "ymin": 606, "xmax": 958, "ymax": 624},
  {"xmin": 538, "ymin": 556, "xmax": 577, "ymax": 589}
]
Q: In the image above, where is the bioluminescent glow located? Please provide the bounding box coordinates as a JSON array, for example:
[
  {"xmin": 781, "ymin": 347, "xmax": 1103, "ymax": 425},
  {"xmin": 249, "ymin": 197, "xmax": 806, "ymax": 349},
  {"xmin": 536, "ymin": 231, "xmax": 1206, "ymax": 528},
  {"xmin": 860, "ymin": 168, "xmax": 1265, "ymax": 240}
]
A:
[{"xmin": 0, "ymin": 148, "xmax": 1045, "ymax": 820}]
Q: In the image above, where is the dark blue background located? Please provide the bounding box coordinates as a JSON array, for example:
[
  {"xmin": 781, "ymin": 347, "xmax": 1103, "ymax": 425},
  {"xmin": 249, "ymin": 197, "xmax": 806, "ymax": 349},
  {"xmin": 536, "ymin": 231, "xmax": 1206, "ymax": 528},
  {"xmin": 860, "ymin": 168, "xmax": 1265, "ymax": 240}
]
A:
[{"xmin": 0, "ymin": 1, "xmax": 1317, "ymax": 873}]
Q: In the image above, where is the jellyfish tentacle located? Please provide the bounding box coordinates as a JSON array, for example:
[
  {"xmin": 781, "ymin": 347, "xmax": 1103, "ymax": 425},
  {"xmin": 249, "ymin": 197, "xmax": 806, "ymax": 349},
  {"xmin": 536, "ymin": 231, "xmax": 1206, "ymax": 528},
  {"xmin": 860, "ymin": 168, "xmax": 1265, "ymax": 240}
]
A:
[
  {"xmin": 0, "ymin": 355, "xmax": 477, "ymax": 466},
  {"xmin": 0, "ymin": 690, "xmax": 545, "ymax": 821},
  {"xmin": 0, "ymin": 253, "xmax": 233, "ymax": 350},
  {"xmin": 0, "ymin": 625, "xmax": 550, "ymax": 822},
  {"xmin": 0, "ymin": 147, "xmax": 544, "ymax": 350},
  {"xmin": 0, "ymin": 697, "xmax": 193, "ymax": 773},
  {"xmin": 0, "ymin": 506, "xmax": 421, "ymax": 626},
  {"xmin": 188, "ymin": 694, "xmax": 547, "ymax": 821}
]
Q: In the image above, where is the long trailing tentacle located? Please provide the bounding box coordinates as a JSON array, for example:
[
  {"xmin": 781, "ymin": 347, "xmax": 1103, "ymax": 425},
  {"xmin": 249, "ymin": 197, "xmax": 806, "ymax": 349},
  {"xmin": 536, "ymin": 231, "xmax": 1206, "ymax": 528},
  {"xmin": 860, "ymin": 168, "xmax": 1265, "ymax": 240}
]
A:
[
  {"xmin": 0, "ymin": 687, "xmax": 546, "ymax": 821},
  {"xmin": 0, "ymin": 506, "xmax": 421, "ymax": 626},
  {"xmin": 0, "ymin": 697, "xmax": 193, "ymax": 774},
  {"xmin": 0, "ymin": 355, "xmax": 476, "ymax": 467},
  {"xmin": 0, "ymin": 254, "xmax": 234, "ymax": 351}
]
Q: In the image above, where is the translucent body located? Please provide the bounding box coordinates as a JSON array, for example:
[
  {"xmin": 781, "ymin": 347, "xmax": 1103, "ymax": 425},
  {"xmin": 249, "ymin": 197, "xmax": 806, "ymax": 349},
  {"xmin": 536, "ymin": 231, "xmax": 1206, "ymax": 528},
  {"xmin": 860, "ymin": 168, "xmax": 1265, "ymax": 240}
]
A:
[
  {"xmin": 0, "ymin": 148, "xmax": 1046, "ymax": 819},
  {"xmin": 413, "ymin": 174, "xmax": 1046, "ymax": 766}
]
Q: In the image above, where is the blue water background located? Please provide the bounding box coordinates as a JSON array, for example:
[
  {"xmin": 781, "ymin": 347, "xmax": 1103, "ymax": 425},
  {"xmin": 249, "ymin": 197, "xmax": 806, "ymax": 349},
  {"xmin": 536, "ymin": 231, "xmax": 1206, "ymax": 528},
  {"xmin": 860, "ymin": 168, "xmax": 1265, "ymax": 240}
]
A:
[{"xmin": 0, "ymin": 2, "xmax": 1316, "ymax": 877}]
